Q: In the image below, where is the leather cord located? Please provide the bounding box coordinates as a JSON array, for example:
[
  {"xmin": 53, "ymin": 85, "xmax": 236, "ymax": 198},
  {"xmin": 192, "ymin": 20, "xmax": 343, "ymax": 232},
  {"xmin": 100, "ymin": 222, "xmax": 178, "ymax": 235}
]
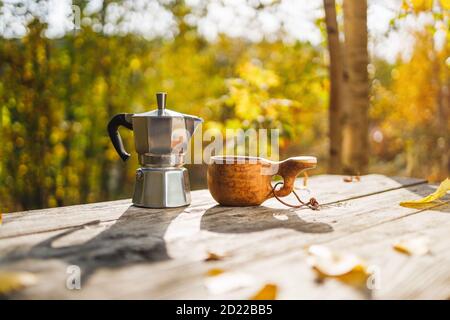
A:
[{"xmin": 271, "ymin": 182, "xmax": 320, "ymax": 210}]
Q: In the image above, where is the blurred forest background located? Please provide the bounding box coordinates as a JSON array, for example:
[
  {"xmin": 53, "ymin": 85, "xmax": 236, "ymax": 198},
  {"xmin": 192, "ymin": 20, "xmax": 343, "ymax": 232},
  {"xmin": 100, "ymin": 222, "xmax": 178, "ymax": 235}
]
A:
[{"xmin": 0, "ymin": 0, "xmax": 448, "ymax": 212}]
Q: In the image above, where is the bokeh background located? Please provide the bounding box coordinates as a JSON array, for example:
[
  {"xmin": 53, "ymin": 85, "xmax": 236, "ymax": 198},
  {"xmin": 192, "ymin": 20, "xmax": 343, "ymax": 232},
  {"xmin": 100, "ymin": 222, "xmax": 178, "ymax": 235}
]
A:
[{"xmin": 0, "ymin": 0, "xmax": 448, "ymax": 212}]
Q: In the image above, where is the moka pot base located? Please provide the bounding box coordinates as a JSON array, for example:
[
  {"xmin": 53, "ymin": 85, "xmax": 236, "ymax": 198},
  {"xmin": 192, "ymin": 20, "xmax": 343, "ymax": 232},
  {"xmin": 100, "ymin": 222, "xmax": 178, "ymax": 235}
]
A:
[{"xmin": 132, "ymin": 167, "xmax": 191, "ymax": 208}]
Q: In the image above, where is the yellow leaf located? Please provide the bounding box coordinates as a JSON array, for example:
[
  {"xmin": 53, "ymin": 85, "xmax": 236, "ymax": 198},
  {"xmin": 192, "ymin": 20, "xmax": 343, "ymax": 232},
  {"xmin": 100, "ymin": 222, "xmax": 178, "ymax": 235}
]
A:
[
  {"xmin": 129, "ymin": 57, "xmax": 141, "ymax": 71},
  {"xmin": 393, "ymin": 237, "xmax": 430, "ymax": 256},
  {"xmin": 440, "ymin": 0, "xmax": 450, "ymax": 10},
  {"xmin": 238, "ymin": 62, "xmax": 280, "ymax": 89},
  {"xmin": 206, "ymin": 268, "xmax": 225, "ymax": 277},
  {"xmin": 411, "ymin": 0, "xmax": 433, "ymax": 12},
  {"xmin": 250, "ymin": 283, "xmax": 278, "ymax": 300},
  {"xmin": 307, "ymin": 245, "xmax": 369, "ymax": 288},
  {"xmin": 307, "ymin": 245, "xmax": 366, "ymax": 276},
  {"xmin": 402, "ymin": 0, "xmax": 411, "ymax": 10},
  {"xmin": 0, "ymin": 271, "xmax": 38, "ymax": 295},
  {"xmin": 400, "ymin": 178, "xmax": 450, "ymax": 208}
]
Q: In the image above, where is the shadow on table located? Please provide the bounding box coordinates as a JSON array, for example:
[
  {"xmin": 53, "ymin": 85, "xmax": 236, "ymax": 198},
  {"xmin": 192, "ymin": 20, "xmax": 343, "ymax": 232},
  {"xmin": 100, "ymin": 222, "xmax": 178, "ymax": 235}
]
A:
[
  {"xmin": 8, "ymin": 205, "xmax": 185, "ymax": 283},
  {"xmin": 201, "ymin": 205, "xmax": 333, "ymax": 234},
  {"xmin": 4, "ymin": 203, "xmax": 332, "ymax": 286}
]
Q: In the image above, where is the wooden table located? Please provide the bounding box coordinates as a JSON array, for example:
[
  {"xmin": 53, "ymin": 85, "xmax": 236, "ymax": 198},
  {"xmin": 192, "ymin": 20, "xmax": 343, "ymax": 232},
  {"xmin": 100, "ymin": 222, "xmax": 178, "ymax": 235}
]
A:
[{"xmin": 1, "ymin": 174, "xmax": 449, "ymax": 299}]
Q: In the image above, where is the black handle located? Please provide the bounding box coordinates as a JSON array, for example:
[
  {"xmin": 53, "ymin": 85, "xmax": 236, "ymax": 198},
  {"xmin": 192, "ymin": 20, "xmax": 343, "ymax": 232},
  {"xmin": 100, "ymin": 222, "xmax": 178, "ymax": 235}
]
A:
[{"xmin": 107, "ymin": 113, "xmax": 133, "ymax": 161}]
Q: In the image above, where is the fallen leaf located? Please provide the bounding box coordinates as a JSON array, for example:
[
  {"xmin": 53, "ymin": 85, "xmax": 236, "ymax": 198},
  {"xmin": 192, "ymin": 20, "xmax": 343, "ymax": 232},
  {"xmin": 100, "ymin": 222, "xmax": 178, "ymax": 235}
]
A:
[
  {"xmin": 205, "ymin": 270, "xmax": 255, "ymax": 295},
  {"xmin": 307, "ymin": 245, "xmax": 368, "ymax": 288},
  {"xmin": 307, "ymin": 245, "xmax": 365, "ymax": 276},
  {"xmin": 250, "ymin": 283, "xmax": 278, "ymax": 300},
  {"xmin": 400, "ymin": 178, "xmax": 449, "ymax": 208},
  {"xmin": 0, "ymin": 271, "xmax": 38, "ymax": 295},
  {"xmin": 205, "ymin": 252, "xmax": 228, "ymax": 262},
  {"xmin": 393, "ymin": 237, "xmax": 430, "ymax": 256},
  {"xmin": 343, "ymin": 175, "xmax": 361, "ymax": 183},
  {"xmin": 206, "ymin": 268, "xmax": 225, "ymax": 277}
]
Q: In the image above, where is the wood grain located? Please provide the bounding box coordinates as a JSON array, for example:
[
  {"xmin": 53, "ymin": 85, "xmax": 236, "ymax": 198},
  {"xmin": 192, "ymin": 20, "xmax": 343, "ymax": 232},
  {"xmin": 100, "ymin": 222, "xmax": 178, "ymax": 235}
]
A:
[
  {"xmin": 1, "ymin": 174, "xmax": 424, "ymax": 239},
  {"xmin": 1, "ymin": 174, "xmax": 447, "ymax": 300}
]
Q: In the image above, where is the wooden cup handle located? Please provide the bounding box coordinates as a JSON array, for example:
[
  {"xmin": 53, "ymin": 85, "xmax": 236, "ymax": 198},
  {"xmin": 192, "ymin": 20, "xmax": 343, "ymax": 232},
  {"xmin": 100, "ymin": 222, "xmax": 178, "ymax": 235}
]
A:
[{"xmin": 273, "ymin": 156, "xmax": 317, "ymax": 197}]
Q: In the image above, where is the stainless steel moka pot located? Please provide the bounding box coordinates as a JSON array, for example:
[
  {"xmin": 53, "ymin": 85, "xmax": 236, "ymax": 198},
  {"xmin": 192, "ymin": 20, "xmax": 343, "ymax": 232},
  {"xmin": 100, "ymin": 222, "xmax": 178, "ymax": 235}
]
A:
[{"xmin": 107, "ymin": 92, "xmax": 203, "ymax": 208}]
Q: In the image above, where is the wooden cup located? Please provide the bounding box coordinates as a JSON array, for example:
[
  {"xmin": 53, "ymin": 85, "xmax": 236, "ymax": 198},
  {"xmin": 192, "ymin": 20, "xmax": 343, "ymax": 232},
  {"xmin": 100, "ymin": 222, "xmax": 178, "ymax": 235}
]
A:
[{"xmin": 207, "ymin": 155, "xmax": 317, "ymax": 206}]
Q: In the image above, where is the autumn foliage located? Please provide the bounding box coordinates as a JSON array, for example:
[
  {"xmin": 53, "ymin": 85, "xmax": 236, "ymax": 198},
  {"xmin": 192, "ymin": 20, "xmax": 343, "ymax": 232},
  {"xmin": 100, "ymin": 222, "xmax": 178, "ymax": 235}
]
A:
[{"xmin": 0, "ymin": 1, "xmax": 448, "ymax": 211}]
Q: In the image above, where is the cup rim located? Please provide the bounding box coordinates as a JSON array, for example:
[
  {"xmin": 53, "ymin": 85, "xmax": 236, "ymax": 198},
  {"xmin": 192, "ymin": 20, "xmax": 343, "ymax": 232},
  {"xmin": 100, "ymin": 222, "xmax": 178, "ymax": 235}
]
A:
[
  {"xmin": 209, "ymin": 155, "xmax": 317, "ymax": 165},
  {"xmin": 210, "ymin": 155, "xmax": 263, "ymax": 164}
]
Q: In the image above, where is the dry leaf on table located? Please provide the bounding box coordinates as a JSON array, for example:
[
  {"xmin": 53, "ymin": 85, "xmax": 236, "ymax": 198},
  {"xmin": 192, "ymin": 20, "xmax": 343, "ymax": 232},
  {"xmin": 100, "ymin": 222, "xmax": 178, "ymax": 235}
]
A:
[
  {"xmin": 204, "ymin": 251, "xmax": 228, "ymax": 262},
  {"xmin": 400, "ymin": 178, "xmax": 449, "ymax": 208},
  {"xmin": 250, "ymin": 283, "xmax": 278, "ymax": 300},
  {"xmin": 0, "ymin": 271, "xmax": 38, "ymax": 295},
  {"xmin": 393, "ymin": 237, "xmax": 430, "ymax": 256},
  {"xmin": 343, "ymin": 175, "xmax": 361, "ymax": 183},
  {"xmin": 307, "ymin": 245, "xmax": 369, "ymax": 288},
  {"xmin": 206, "ymin": 268, "xmax": 225, "ymax": 277}
]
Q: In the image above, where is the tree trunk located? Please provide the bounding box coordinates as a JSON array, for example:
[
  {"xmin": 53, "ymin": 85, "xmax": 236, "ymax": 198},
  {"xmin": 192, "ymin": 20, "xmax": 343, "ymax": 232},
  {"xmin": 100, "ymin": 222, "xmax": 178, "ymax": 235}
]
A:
[
  {"xmin": 323, "ymin": 0, "xmax": 344, "ymax": 173},
  {"xmin": 435, "ymin": 51, "xmax": 449, "ymax": 180},
  {"xmin": 342, "ymin": 0, "xmax": 369, "ymax": 174}
]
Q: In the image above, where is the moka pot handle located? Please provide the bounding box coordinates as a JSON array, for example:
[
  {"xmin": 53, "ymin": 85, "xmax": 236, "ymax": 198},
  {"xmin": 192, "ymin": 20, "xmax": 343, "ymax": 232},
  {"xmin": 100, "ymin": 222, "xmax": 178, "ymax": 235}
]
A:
[{"xmin": 107, "ymin": 113, "xmax": 133, "ymax": 161}]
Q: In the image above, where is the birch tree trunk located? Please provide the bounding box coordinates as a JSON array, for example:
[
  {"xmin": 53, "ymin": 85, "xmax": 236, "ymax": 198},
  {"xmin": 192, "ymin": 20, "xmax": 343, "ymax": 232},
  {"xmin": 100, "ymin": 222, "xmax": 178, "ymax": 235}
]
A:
[
  {"xmin": 342, "ymin": 0, "xmax": 369, "ymax": 174},
  {"xmin": 323, "ymin": 0, "xmax": 343, "ymax": 173}
]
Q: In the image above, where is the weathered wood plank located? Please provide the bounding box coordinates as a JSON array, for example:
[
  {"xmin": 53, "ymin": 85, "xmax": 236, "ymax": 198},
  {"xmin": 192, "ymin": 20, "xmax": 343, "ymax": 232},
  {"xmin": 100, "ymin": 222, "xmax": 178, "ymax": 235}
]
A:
[
  {"xmin": 0, "ymin": 175, "xmax": 425, "ymax": 239},
  {"xmin": 1, "ymin": 181, "xmax": 447, "ymax": 299},
  {"xmin": 8, "ymin": 205, "xmax": 449, "ymax": 300},
  {"xmin": 68, "ymin": 203, "xmax": 450, "ymax": 300},
  {"xmin": 322, "ymin": 206, "xmax": 450, "ymax": 299},
  {"xmin": 0, "ymin": 199, "xmax": 131, "ymax": 240}
]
